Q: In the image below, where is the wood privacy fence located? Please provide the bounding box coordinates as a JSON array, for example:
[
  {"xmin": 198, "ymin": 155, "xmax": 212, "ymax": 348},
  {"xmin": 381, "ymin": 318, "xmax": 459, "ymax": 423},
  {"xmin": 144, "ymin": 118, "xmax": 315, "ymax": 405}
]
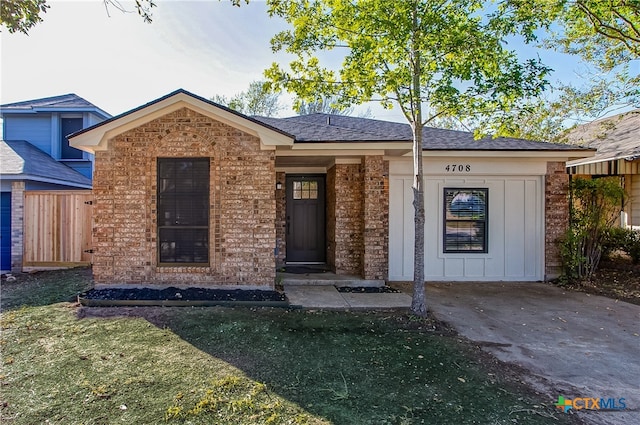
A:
[{"xmin": 23, "ymin": 191, "xmax": 92, "ymax": 268}]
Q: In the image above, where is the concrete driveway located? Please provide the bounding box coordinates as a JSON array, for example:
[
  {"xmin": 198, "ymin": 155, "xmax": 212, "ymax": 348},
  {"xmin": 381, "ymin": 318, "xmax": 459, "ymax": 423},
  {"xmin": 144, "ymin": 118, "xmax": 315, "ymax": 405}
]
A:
[{"xmin": 427, "ymin": 282, "xmax": 640, "ymax": 425}]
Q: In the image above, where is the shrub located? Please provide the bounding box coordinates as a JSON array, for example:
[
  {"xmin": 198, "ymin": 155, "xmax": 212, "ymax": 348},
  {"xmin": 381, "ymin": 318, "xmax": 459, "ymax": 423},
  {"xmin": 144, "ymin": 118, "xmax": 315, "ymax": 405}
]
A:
[
  {"xmin": 602, "ymin": 227, "xmax": 640, "ymax": 264},
  {"xmin": 560, "ymin": 177, "xmax": 626, "ymax": 282}
]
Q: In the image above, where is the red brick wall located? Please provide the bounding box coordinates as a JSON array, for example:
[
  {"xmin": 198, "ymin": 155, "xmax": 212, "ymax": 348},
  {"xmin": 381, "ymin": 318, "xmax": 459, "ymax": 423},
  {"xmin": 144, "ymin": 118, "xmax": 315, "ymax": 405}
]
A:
[
  {"xmin": 275, "ymin": 171, "xmax": 286, "ymax": 268},
  {"xmin": 329, "ymin": 163, "xmax": 364, "ymax": 275},
  {"xmin": 545, "ymin": 161, "xmax": 569, "ymax": 279},
  {"xmin": 362, "ymin": 156, "xmax": 389, "ymax": 280},
  {"xmin": 92, "ymin": 107, "xmax": 276, "ymax": 287}
]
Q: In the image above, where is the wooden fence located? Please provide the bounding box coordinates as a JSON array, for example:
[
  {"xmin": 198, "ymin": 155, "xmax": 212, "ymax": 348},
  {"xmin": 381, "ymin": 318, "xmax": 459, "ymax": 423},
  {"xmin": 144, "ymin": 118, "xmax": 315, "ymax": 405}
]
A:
[{"xmin": 23, "ymin": 191, "xmax": 92, "ymax": 268}]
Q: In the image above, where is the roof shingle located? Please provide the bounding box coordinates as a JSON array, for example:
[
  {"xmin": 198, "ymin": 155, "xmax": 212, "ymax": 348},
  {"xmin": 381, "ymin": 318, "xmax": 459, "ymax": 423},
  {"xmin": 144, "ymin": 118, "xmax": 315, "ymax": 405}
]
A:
[
  {"xmin": 256, "ymin": 113, "xmax": 589, "ymax": 151},
  {"xmin": 0, "ymin": 140, "xmax": 92, "ymax": 187}
]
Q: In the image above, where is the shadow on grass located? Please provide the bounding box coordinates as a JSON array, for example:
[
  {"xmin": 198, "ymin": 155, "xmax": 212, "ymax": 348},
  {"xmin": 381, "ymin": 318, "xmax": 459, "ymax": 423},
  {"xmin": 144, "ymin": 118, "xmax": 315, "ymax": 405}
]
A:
[
  {"xmin": 79, "ymin": 306, "xmax": 572, "ymax": 425},
  {"xmin": 0, "ymin": 267, "xmax": 93, "ymax": 312}
]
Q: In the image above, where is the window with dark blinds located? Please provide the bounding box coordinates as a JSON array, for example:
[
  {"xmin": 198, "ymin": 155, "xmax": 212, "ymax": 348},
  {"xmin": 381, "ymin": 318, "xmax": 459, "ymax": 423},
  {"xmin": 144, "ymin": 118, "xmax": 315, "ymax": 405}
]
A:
[
  {"xmin": 157, "ymin": 158, "xmax": 209, "ymax": 264},
  {"xmin": 443, "ymin": 188, "xmax": 488, "ymax": 253}
]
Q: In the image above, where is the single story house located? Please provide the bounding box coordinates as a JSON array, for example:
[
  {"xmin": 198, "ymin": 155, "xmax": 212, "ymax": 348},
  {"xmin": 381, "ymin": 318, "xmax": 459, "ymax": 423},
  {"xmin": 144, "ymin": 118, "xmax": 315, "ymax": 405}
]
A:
[
  {"xmin": 69, "ymin": 89, "xmax": 593, "ymax": 288},
  {"xmin": 566, "ymin": 109, "xmax": 639, "ymax": 229}
]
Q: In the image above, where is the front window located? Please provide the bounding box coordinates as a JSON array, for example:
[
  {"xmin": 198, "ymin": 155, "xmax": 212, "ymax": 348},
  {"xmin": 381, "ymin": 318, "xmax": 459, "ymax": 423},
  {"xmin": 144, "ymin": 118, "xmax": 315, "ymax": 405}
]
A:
[
  {"xmin": 157, "ymin": 158, "xmax": 209, "ymax": 264},
  {"xmin": 443, "ymin": 188, "xmax": 488, "ymax": 253}
]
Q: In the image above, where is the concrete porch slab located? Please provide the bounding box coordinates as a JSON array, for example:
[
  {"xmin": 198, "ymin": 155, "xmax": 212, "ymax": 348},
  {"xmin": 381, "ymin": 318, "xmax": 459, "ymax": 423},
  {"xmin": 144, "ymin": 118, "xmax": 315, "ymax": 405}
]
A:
[
  {"xmin": 284, "ymin": 284, "xmax": 412, "ymax": 310},
  {"xmin": 284, "ymin": 285, "xmax": 349, "ymax": 309},
  {"xmin": 278, "ymin": 271, "xmax": 385, "ymax": 287},
  {"xmin": 340, "ymin": 292, "xmax": 412, "ymax": 309}
]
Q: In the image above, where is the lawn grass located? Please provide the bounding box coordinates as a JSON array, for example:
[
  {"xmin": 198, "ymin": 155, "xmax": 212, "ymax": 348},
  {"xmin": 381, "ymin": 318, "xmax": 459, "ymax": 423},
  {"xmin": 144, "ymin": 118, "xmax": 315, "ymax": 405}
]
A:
[{"xmin": 1, "ymin": 269, "xmax": 573, "ymax": 424}]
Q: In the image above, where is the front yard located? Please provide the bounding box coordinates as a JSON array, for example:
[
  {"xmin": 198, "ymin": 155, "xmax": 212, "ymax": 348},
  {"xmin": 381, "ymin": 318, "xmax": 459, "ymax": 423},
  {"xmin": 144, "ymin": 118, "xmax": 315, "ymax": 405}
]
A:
[{"xmin": 1, "ymin": 269, "xmax": 576, "ymax": 424}]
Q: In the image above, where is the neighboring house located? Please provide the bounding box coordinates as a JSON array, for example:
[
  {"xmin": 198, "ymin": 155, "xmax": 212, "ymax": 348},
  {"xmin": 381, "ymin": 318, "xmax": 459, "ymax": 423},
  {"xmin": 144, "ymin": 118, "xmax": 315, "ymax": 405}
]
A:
[
  {"xmin": 0, "ymin": 94, "xmax": 111, "ymax": 272},
  {"xmin": 566, "ymin": 109, "xmax": 640, "ymax": 229},
  {"xmin": 69, "ymin": 89, "xmax": 593, "ymax": 288}
]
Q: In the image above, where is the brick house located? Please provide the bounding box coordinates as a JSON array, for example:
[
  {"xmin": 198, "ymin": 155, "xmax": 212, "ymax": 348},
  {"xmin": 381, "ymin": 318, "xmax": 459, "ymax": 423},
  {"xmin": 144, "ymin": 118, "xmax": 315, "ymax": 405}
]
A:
[{"xmin": 69, "ymin": 90, "xmax": 593, "ymax": 287}]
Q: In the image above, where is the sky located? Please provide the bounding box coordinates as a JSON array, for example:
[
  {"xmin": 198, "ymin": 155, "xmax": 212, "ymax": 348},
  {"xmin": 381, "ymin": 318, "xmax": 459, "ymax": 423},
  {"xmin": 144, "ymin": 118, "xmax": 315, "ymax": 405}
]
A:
[{"xmin": 0, "ymin": 0, "xmax": 602, "ymax": 122}]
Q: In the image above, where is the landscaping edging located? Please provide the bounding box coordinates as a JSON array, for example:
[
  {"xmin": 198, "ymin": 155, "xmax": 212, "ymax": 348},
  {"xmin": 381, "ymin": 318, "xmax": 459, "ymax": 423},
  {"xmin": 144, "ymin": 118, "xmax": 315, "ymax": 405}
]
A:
[
  {"xmin": 78, "ymin": 297, "xmax": 290, "ymax": 308},
  {"xmin": 78, "ymin": 286, "xmax": 289, "ymax": 308}
]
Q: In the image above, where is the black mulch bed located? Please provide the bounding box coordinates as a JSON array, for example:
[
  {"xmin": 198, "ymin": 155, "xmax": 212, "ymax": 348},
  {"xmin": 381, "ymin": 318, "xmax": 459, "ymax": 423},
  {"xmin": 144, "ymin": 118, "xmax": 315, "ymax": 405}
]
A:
[
  {"xmin": 336, "ymin": 286, "xmax": 400, "ymax": 293},
  {"xmin": 80, "ymin": 287, "xmax": 286, "ymax": 302}
]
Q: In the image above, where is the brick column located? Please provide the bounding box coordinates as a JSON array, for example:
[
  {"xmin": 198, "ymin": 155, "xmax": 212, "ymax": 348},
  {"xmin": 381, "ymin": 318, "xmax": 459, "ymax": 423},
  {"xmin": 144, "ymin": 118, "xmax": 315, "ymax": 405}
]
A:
[
  {"xmin": 330, "ymin": 162, "xmax": 364, "ymax": 276},
  {"xmin": 362, "ymin": 156, "xmax": 388, "ymax": 280},
  {"xmin": 10, "ymin": 181, "xmax": 25, "ymax": 273},
  {"xmin": 545, "ymin": 161, "xmax": 569, "ymax": 280},
  {"xmin": 275, "ymin": 171, "xmax": 286, "ymax": 268}
]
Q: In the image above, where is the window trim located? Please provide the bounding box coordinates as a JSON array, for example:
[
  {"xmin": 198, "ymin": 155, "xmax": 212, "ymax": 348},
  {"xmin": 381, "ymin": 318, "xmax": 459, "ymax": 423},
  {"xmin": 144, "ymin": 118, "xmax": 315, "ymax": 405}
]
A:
[
  {"xmin": 442, "ymin": 187, "xmax": 488, "ymax": 254},
  {"xmin": 157, "ymin": 158, "xmax": 210, "ymax": 266}
]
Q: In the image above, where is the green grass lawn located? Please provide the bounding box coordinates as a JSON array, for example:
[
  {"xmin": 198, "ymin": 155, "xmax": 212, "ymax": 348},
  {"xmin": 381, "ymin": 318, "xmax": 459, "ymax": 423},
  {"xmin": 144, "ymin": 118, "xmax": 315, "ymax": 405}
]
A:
[{"xmin": 1, "ymin": 269, "xmax": 573, "ymax": 424}]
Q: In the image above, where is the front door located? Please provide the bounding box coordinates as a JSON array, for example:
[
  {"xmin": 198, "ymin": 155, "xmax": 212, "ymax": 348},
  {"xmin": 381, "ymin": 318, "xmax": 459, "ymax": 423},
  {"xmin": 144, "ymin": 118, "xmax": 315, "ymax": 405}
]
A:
[{"xmin": 286, "ymin": 175, "xmax": 326, "ymax": 263}]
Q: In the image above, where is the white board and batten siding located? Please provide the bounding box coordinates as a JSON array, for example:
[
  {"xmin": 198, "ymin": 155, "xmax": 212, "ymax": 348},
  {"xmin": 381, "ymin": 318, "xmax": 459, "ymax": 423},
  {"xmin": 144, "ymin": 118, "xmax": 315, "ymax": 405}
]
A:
[{"xmin": 389, "ymin": 157, "xmax": 546, "ymax": 282}]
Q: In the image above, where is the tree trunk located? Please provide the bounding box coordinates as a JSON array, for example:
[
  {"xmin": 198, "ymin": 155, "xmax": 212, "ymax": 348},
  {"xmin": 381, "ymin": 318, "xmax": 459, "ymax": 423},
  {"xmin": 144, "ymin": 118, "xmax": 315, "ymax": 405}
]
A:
[
  {"xmin": 411, "ymin": 121, "xmax": 427, "ymax": 317},
  {"xmin": 410, "ymin": 2, "xmax": 427, "ymax": 317}
]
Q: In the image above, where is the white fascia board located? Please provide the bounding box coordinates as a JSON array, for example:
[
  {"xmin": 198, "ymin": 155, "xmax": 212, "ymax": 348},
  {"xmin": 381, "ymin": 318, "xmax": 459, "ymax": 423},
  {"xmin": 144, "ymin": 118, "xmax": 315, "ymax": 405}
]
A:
[
  {"xmin": 403, "ymin": 150, "xmax": 595, "ymax": 160},
  {"xmin": 277, "ymin": 149, "xmax": 386, "ymax": 157},
  {"xmin": 70, "ymin": 93, "xmax": 293, "ymax": 154},
  {"xmin": 290, "ymin": 142, "xmax": 411, "ymax": 151}
]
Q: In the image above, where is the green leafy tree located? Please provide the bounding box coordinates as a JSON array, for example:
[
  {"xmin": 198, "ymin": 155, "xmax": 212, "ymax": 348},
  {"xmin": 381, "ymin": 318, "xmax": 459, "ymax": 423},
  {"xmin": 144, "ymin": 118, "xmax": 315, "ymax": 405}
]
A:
[
  {"xmin": 496, "ymin": 0, "xmax": 640, "ymax": 141},
  {"xmin": 1, "ymin": 0, "xmax": 248, "ymax": 33},
  {"xmin": 265, "ymin": 0, "xmax": 550, "ymax": 316},
  {"xmin": 212, "ymin": 81, "xmax": 283, "ymax": 117},
  {"xmin": 296, "ymin": 95, "xmax": 353, "ymax": 115},
  {"xmin": 0, "ymin": 0, "xmax": 49, "ymax": 34}
]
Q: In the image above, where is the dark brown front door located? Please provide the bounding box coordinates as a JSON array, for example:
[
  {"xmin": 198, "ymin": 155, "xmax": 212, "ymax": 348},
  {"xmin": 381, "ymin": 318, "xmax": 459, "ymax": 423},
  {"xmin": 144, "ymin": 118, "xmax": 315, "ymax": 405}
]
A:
[{"xmin": 286, "ymin": 175, "xmax": 326, "ymax": 263}]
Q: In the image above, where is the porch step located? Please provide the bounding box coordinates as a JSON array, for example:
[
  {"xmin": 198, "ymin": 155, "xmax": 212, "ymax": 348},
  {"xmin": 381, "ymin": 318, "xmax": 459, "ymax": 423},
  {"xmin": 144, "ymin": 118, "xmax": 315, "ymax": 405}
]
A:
[{"xmin": 279, "ymin": 276, "xmax": 385, "ymax": 287}]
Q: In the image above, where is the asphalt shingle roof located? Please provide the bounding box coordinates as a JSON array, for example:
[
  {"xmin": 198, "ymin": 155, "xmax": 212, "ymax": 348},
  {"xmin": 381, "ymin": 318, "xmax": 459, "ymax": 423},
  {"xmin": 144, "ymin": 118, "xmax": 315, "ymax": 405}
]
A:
[
  {"xmin": 0, "ymin": 93, "xmax": 109, "ymax": 115},
  {"xmin": 0, "ymin": 140, "xmax": 92, "ymax": 187},
  {"xmin": 565, "ymin": 109, "xmax": 640, "ymax": 165},
  {"xmin": 256, "ymin": 113, "xmax": 588, "ymax": 151}
]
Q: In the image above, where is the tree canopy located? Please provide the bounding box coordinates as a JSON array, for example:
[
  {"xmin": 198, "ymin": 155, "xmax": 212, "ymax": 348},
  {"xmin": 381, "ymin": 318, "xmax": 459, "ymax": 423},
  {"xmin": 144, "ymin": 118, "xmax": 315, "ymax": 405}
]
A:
[
  {"xmin": 0, "ymin": 0, "xmax": 248, "ymax": 32},
  {"xmin": 212, "ymin": 81, "xmax": 283, "ymax": 117},
  {"xmin": 496, "ymin": 0, "xmax": 640, "ymax": 141},
  {"xmin": 0, "ymin": 0, "xmax": 49, "ymax": 34}
]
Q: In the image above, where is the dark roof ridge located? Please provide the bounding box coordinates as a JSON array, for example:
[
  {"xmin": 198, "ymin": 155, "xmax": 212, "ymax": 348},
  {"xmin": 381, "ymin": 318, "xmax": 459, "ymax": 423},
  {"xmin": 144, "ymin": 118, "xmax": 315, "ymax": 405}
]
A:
[{"xmin": 69, "ymin": 89, "xmax": 294, "ymax": 140}]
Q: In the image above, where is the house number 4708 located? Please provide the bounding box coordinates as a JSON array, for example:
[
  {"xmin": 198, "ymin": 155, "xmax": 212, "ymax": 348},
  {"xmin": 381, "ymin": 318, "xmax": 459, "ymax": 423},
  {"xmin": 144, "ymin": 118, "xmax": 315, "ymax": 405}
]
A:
[{"xmin": 445, "ymin": 164, "xmax": 471, "ymax": 172}]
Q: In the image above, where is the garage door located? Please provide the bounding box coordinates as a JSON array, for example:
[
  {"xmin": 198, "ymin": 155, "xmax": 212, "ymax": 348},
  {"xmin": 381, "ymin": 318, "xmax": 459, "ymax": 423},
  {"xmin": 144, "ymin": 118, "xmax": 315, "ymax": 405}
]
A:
[{"xmin": 1, "ymin": 192, "xmax": 11, "ymax": 271}]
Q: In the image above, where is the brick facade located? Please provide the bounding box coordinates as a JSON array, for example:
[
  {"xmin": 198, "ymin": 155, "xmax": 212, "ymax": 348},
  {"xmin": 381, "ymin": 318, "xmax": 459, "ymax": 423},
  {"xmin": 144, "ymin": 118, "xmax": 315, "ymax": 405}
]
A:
[
  {"xmin": 92, "ymin": 108, "xmax": 276, "ymax": 287},
  {"xmin": 323, "ymin": 157, "xmax": 389, "ymax": 279},
  {"xmin": 275, "ymin": 171, "xmax": 286, "ymax": 268},
  {"xmin": 545, "ymin": 161, "xmax": 569, "ymax": 279},
  {"xmin": 362, "ymin": 156, "xmax": 389, "ymax": 280},
  {"xmin": 328, "ymin": 163, "xmax": 364, "ymax": 275},
  {"xmin": 10, "ymin": 181, "xmax": 25, "ymax": 273}
]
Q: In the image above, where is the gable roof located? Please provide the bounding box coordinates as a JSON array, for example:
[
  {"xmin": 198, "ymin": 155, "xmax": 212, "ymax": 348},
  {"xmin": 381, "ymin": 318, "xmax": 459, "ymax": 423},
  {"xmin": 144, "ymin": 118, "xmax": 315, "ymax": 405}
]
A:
[
  {"xmin": 68, "ymin": 89, "xmax": 592, "ymax": 158},
  {"xmin": 566, "ymin": 109, "xmax": 640, "ymax": 166},
  {"xmin": 257, "ymin": 113, "xmax": 593, "ymax": 152},
  {"xmin": 69, "ymin": 89, "xmax": 294, "ymax": 153},
  {"xmin": 0, "ymin": 93, "xmax": 111, "ymax": 118},
  {"xmin": 0, "ymin": 140, "xmax": 92, "ymax": 188}
]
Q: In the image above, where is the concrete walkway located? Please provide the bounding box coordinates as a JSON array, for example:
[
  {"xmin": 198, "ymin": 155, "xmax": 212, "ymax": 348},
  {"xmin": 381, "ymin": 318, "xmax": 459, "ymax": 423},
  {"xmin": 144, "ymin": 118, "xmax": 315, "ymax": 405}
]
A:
[
  {"xmin": 284, "ymin": 284, "xmax": 411, "ymax": 309},
  {"xmin": 426, "ymin": 282, "xmax": 640, "ymax": 425}
]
